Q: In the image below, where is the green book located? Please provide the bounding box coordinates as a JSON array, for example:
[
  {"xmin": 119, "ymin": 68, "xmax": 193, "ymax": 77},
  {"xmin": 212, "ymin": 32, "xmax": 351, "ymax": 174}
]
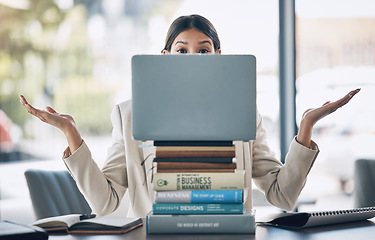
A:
[
  {"xmin": 153, "ymin": 172, "xmax": 244, "ymax": 191},
  {"xmin": 146, "ymin": 210, "xmax": 256, "ymax": 234}
]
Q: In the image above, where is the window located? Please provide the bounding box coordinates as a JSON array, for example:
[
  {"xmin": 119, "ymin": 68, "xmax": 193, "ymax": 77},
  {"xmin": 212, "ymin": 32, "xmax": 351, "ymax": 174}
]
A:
[{"xmin": 296, "ymin": 0, "xmax": 375, "ymax": 196}]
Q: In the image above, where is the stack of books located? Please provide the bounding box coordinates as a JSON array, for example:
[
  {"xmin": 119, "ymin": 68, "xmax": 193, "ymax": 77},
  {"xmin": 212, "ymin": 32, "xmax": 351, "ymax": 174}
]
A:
[{"xmin": 146, "ymin": 141, "xmax": 256, "ymax": 234}]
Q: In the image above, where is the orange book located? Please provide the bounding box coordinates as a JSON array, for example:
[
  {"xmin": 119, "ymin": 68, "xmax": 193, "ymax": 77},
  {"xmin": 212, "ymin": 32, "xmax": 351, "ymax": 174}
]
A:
[{"xmin": 155, "ymin": 146, "xmax": 236, "ymax": 158}]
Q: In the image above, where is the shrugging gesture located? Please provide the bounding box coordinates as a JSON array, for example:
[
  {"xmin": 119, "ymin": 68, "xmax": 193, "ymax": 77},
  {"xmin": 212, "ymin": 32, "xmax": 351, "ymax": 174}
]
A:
[
  {"xmin": 296, "ymin": 88, "xmax": 361, "ymax": 148},
  {"xmin": 19, "ymin": 95, "xmax": 82, "ymax": 153}
]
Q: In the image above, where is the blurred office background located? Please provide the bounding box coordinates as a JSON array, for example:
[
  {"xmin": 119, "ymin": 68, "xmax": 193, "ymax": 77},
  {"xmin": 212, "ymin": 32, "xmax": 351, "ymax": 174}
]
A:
[{"xmin": 0, "ymin": 0, "xmax": 375, "ymax": 223}]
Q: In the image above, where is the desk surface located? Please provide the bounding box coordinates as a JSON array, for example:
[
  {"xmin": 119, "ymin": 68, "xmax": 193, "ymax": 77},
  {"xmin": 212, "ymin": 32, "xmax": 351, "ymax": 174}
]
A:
[{"xmin": 49, "ymin": 218, "xmax": 375, "ymax": 240}]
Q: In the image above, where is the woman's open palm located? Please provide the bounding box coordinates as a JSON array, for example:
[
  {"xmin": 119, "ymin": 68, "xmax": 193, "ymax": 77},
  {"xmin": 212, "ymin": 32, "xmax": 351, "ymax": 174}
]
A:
[
  {"xmin": 301, "ymin": 88, "xmax": 361, "ymax": 127},
  {"xmin": 19, "ymin": 95, "xmax": 76, "ymax": 133}
]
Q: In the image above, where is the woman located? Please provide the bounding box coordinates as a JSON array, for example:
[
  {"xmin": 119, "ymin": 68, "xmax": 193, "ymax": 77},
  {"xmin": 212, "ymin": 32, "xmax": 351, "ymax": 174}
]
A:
[{"xmin": 20, "ymin": 14, "xmax": 360, "ymax": 217}]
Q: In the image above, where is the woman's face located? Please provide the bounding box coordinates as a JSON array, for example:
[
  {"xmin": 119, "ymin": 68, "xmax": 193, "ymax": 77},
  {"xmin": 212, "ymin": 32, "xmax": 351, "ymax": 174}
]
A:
[{"xmin": 163, "ymin": 28, "xmax": 221, "ymax": 54}]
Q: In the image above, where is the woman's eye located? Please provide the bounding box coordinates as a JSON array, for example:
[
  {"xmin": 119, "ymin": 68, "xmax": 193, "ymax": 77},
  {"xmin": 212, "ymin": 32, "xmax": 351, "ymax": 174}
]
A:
[
  {"xmin": 177, "ymin": 49, "xmax": 187, "ymax": 54},
  {"xmin": 199, "ymin": 49, "xmax": 209, "ymax": 54}
]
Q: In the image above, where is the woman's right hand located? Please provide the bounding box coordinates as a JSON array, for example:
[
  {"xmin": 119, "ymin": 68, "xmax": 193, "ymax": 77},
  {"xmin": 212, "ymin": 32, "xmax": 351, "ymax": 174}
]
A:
[
  {"xmin": 19, "ymin": 95, "xmax": 83, "ymax": 153},
  {"xmin": 20, "ymin": 95, "xmax": 74, "ymax": 132}
]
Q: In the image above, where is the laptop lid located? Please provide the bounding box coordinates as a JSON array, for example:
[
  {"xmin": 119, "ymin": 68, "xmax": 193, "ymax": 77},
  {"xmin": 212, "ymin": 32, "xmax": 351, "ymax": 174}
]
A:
[{"xmin": 131, "ymin": 54, "xmax": 257, "ymax": 141}]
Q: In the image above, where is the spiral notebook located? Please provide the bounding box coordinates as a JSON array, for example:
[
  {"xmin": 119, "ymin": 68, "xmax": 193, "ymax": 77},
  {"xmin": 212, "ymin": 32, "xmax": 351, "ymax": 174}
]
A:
[{"xmin": 258, "ymin": 207, "xmax": 375, "ymax": 229}]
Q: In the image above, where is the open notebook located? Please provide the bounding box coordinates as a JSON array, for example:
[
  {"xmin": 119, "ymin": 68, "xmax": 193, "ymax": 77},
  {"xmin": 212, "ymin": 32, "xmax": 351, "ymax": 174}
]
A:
[
  {"xmin": 33, "ymin": 214, "xmax": 143, "ymax": 234},
  {"xmin": 258, "ymin": 207, "xmax": 375, "ymax": 229}
]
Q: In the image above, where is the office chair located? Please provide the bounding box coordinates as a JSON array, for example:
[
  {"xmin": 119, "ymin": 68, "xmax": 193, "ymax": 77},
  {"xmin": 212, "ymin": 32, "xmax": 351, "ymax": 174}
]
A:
[
  {"xmin": 354, "ymin": 159, "xmax": 375, "ymax": 208},
  {"xmin": 24, "ymin": 169, "xmax": 92, "ymax": 220}
]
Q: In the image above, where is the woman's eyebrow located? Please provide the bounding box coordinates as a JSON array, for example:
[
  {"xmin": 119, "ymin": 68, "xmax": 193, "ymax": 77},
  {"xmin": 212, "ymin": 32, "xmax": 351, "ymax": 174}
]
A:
[
  {"xmin": 175, "ymin": 40, "xmax": 211, "ymax": 45},
  {"xmin": 199, "ymin": 40, "xmax": 211, "ymax": 45},
  {"xmin": 175, "ymin": 41, "xmax": 187, "ymax": 45}
]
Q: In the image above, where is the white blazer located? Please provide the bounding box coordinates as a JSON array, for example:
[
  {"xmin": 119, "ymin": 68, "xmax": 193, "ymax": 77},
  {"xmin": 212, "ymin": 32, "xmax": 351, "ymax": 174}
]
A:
[{"xmin": 63, "ymin": 100, "xmax": 319, "ymax": 217}]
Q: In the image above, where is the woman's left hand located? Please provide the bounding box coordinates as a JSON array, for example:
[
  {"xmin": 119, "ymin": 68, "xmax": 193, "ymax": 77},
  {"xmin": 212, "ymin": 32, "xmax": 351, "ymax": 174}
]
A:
[{"xmin": 297, "ymin": 88, "xmax": 361, "ymax": 148}]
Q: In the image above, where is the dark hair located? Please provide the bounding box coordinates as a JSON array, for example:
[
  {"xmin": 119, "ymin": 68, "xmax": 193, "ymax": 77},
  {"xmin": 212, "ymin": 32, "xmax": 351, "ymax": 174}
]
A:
[{"xmin": 162, "ymin": 14, "xmax": 221, "ymax": 53}]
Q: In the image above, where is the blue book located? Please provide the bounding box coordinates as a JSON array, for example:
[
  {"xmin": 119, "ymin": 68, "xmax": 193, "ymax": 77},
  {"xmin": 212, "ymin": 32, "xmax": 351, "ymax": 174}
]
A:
[
  {"xmin": 154, "ymin": 190, "xmax": 245, "ymax": 203},
  {"xmin": 152, "ymin": 203, "xmax": 244, "ymax": 215}
]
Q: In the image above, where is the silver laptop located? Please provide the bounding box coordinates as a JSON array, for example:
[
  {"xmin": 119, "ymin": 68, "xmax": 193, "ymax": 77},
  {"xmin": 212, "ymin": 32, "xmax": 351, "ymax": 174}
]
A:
[{"xmin": 131, "ymin": 54, "xmax": 257, "ymax": 141}]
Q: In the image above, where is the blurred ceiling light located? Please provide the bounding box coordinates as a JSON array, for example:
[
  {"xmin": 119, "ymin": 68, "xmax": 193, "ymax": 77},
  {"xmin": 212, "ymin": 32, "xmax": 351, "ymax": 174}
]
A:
[{"xmin": 0, "ymin": 0, "xmax": 30, "ymax": 9}]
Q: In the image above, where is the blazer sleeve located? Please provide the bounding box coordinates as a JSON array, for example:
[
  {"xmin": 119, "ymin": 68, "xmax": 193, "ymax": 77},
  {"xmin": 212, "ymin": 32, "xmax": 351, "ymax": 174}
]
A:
[
  {"xmin": 62, "ymin": 106, "xmax": 128, "ymax": 216},
  {"xmin": 252, "ymin": 112, "xmax": 319, "ymax": 211}
]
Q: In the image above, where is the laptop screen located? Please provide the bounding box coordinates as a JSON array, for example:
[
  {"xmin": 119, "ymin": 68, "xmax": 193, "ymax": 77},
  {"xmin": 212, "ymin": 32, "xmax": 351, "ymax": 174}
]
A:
[{"xmin": 131, "ymin": 54, "xmax": 257, "ymax": 141}]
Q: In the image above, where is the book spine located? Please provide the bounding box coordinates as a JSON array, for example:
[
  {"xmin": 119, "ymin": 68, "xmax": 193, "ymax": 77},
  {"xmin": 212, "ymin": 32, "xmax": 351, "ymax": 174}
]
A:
[
  {"xmin": 156, "ymin": 162, "xmax": 237, "ymax": 170},
  {"xmin": 146, "ymin": 211, "xmax": 256, "ymax": 234},
  {"xmin": 153, "ymin": 172, "xmax": 244, "ymax": 191},
  {"xmin": 155, "ymin": 146, "xmax": 236, "ymax": 158},
  {"xmin": 154, "ymin": 190, "xmax": 243, "ymax": 203},
  {"xmin": 154, "ymin": 141, "xmax": 233, "ymax": 146},
  {"xmin": 156, "ymin": 146, "xmax": 236, "ymax": 151},
  {"xmin": 152, "ymin": 203, "xmax": 244, "ymax": 215},
  {"xmin": 155, "ymin": 150, "xmax": 235, "ymax": 158},
  {"xmin": 153, "ymin": 157, "xmax": 234, "ymax": 163},
  {"xmin": 156, "ymin": 169, "xmax": 235, "ymax": 173}
]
